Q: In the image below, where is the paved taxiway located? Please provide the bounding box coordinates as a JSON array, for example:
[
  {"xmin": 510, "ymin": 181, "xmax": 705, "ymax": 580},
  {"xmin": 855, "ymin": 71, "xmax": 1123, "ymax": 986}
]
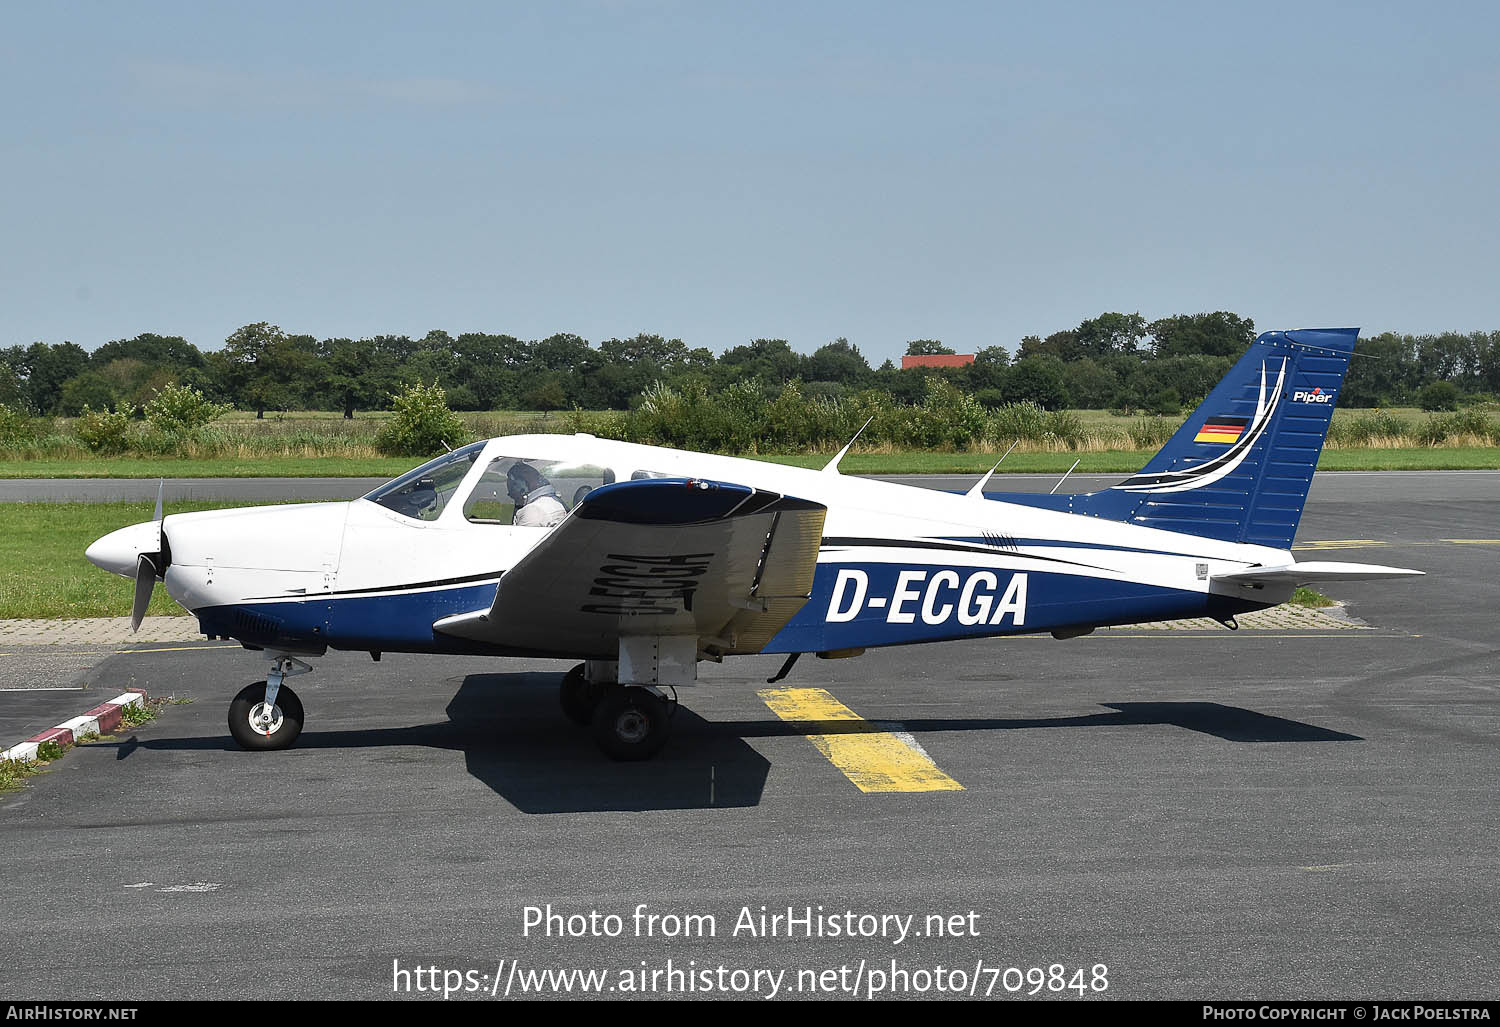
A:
[{"xmin": 1, "ymin": 472, "xmax": 1495, "ymax": 1000}]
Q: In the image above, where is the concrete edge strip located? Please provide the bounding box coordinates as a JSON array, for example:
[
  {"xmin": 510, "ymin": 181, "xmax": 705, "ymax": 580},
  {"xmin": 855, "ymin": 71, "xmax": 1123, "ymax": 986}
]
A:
[{"xmin": 1, "ymin": 689, "xmax": 149, "ymax": 764}]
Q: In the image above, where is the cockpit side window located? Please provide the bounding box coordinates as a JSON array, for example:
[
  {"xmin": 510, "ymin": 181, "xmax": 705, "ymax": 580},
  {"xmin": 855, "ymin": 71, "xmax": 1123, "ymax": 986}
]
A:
[
  {"xmin": 363, "ymin": 442, "xmax": 485, "ymax": 521},
  {"xmin": 464, "ymin": 457, "xmax": 612, "ymax": 527}
]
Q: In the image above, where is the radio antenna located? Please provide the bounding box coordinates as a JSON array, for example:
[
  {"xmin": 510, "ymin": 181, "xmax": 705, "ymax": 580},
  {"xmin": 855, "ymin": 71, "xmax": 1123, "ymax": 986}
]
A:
[{"xmin": 1050, "ymin": 458, "xmax": 1082, "ymax": 495}]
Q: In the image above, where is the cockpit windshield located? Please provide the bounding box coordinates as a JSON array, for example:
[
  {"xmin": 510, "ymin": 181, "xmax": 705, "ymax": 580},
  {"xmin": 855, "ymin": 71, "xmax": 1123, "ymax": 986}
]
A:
[{"xmin": 363, "ymin": 441, "xmax": 486, "ymax": 521}]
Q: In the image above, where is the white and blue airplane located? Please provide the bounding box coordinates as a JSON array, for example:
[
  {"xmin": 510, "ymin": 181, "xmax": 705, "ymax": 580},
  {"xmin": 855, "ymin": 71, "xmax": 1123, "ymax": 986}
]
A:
[{"xmin": 85, "ymin": 328, "xmax": 1420, "ymax": 759}]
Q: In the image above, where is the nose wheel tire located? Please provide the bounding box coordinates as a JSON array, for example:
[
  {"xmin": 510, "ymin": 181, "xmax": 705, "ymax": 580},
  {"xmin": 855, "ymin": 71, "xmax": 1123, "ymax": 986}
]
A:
[
  {"xmin": 559, "ymin": 664, "xmax": 605, "ymax": 727},
  {"xmin": 228, "ymin": 681, "xmax": 305, "ymax": 751},
  {"xmin": 591, "ymin": 686, "xmax": 670, "ymax": 761}
]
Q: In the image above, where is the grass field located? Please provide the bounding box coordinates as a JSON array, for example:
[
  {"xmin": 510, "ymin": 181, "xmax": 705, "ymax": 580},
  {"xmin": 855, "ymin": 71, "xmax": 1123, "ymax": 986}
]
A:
[
  {"xmin": 0, "ymin": 457, "xmax": 416, "ymax": 478},
  {"xmin": 1, "ymin": 445, "xmax": 1497, "ymax": 479}
]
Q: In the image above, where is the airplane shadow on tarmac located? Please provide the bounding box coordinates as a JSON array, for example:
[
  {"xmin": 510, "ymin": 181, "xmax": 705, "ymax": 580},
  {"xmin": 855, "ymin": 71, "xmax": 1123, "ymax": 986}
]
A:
[{"xmin": 114, "ymin": 674, "xmax": 1360, "ymax": 815}]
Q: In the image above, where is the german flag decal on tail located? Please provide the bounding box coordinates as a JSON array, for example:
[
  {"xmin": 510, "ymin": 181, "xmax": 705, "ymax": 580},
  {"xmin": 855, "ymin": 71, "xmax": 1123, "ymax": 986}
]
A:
[{"xmin": 1193, "ymin": 415, "xmax": 1248, "ymax": 444}]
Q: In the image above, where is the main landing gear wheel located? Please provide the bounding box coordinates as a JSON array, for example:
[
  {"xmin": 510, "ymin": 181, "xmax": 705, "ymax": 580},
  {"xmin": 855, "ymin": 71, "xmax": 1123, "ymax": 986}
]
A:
[
  {"xmin": 228, "ymin": 680, "xmax": 305, "ymax": 751},
  {"xmin": 559, "ymin": 664, "xmax": 604, "ymax": 727},
  {"xmin": 591, "ymin": 686, "xmax": 670, "ymax": 761}
]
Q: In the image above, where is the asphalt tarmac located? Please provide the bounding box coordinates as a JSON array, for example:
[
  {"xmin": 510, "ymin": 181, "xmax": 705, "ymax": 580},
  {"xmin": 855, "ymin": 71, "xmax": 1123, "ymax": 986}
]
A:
[{"xmin": 1, "ymin": 472, "xmax": 1495, "ymax": 1001}]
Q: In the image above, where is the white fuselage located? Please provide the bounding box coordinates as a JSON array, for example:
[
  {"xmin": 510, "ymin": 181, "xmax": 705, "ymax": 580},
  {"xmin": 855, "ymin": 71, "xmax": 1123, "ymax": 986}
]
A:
[{"xmin": 89, "ymin": 433, "xmax": 1294, "ymax": 658}]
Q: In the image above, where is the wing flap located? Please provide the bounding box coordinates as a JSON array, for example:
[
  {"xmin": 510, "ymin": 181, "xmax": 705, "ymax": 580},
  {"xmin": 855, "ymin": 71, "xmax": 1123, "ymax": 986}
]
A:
[
  {"xmin": 433, "ymin": 478, "xmax": 826, "ymax": 658},
  {"xmin": 720, "ymin": 503, "xmax": 826, "ymax": 653}
]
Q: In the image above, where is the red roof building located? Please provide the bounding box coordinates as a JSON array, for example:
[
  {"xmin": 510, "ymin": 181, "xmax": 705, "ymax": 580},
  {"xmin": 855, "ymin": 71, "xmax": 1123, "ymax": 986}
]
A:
[{"xmin": 901, "ymin": 353, "xmax": 975, "ymax": 370}]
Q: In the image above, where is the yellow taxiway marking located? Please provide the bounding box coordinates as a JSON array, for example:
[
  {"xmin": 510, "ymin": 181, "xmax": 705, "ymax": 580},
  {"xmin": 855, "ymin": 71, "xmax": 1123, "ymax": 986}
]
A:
[
  {"xmin": 758, "ymin": 686, "xmax": 963, "ymax": 793},
  {"xmin": 1442, "ymin": 538, "xmax": 1500, "ymax": 545},
  {"xmin": 1294, "ymin": 540, "xmax": 1387, "ymax": 549}
]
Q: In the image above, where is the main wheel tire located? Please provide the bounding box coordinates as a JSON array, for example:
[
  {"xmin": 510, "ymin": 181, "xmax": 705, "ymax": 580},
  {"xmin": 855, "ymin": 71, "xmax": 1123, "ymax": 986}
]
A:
[
  {"xmin": 228, "ymin": 681, "xmax": 305, "ymax": 751},
  {"xmin": 591, "ymin": 686, "xmax": 669, "ymax": 761},
  {"xmin": 559, "ymin": 664, "xmax": 602, "ymax": 727}
]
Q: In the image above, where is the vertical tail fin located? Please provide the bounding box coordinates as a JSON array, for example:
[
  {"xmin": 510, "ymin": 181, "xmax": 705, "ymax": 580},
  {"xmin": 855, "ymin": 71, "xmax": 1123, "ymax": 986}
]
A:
[{"xmin": 1016, "ymin": 329, "xmax": 1357, "ymax": 549}]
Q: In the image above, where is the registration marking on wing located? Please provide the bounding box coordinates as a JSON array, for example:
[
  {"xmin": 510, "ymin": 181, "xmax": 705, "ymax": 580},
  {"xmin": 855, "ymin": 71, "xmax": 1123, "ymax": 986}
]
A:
[{"xmin": 758, "ymin": 687, "xmax": 963, "ymax": 793}]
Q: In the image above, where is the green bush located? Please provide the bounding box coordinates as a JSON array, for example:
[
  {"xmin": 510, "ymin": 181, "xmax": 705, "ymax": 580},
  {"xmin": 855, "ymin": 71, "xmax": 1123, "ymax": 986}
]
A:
[
  {"xmin": 1414, "ymin": 409, "xmax": 1494, "ymax": 447},
  {"xmin": 144, "ymin": 383, "xmax": 231, "ymax": 440},
  {"xmin": 801, "ymin": 381, "xmax": 847, "ymax": 403},
  {"xmin": 375, "ymin": 382, "xmax": 474, "ymax": 457},
  {"xmin": 585, "ymin": 409, "xmax": 630, "ymax": 442},
  {"xmin": 1418, "ymin": 381, "xmax": 1462, "ymax": 412},
  {"xmin": 763, "ymin": 380, "xmax": 818, "ymax": 451},
  {"xmin": 629, "ymin": 381, "xmax": 716, "ymax": 451},
  {"xmin": 1128, "ymin": 416, "xmax": 1180, "ymax": 448},
  {"xmin": 1414, "ymin": 416, "xmax": 1452, "ymax": 446},
  {"xmin": 0, "ymin": 404, "xmax": 39, "ymax": 451},
  {"xmin": 1330, "ymin": 411, "xmax": 1413, "ymax": 445},
  {"xmin": 917, "ymin": 378, "xmax": 987, "ymax": 449},
  {"xmin": 625, "ymin": 379, "xmax": 874, "ymax": 454},
  {"xmin": 987, "ymin": 402, "xmax": 1048, "ymax": 444},
  {"xmin": 1369, "ymin": 411, "xmax": 1415, "ymax": 439},
  {"xmin": 713, "ymin": 380, "xmax": 771, "ymax": 452},
  {"xmin": 1444, "ymin": 408, "xmax": 1493, "ymax": 438},
  {"xmin": 1042, "ymin": 409, "xmax": 1087, "ymax": 450},
  {"xmin": 73, "ymin": 406, "xmax": 132, "ymax": 453},
  {"xmin": 847, "ymin": 390, "xmax": 898, "ymax": 448}
]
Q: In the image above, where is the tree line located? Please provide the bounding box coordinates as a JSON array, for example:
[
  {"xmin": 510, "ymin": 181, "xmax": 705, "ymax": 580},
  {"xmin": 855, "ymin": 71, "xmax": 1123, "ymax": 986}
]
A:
[{"xmin": 4, "ymin": 311, "xmax": 1498, "ymax": 419}]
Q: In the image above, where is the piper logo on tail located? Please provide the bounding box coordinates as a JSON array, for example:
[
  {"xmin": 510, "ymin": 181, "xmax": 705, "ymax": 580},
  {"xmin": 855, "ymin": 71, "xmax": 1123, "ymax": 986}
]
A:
[
  {"xmin": 1293, "ymin": 388, "xmax": 1335, "ymax": 404},
  {"xmin": 826, "ymin": 568, "xmax": 1027, "ymax": 627}
]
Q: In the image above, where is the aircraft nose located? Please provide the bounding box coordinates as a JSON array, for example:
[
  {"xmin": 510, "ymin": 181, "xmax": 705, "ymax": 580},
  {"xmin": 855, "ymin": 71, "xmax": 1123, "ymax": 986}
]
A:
[{"xmin": 85, "ymin": 521, "xmax": 162, "ymax": 579}]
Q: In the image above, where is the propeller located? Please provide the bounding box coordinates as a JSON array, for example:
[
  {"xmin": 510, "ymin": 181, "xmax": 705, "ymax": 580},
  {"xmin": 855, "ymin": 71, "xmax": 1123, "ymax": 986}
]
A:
[
  {"xmin": 129, "ymin": 481, "xmax": 166, "ymax": 632},
  {"xmin": 130, "ymin": 554, "xmax": 159, "ymax": 632}
]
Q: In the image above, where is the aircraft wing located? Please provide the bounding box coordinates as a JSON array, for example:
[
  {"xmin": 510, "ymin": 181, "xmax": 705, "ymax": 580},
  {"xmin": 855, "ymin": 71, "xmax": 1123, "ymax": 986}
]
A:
[
  {"xmin": 1212, "ymin": 561, "xmax": 1424, "ymax": 587},
  {"xmin": 433, "ymin": 478, "xmax": 826, "ymax": 658}
]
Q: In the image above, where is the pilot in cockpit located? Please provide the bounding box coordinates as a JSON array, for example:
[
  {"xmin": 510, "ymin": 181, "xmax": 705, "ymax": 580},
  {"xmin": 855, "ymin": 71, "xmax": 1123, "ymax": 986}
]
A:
[{"xmin": 507, "ymin": 462, "xmax": 567, "ymax": 527}]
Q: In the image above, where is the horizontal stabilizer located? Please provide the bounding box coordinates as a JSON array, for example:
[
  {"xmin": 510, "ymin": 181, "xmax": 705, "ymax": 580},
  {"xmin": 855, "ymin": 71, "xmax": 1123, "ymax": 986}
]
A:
[{"xmin": 1212, "ymin": 561, "xmax": 1424, "ymax": 587}]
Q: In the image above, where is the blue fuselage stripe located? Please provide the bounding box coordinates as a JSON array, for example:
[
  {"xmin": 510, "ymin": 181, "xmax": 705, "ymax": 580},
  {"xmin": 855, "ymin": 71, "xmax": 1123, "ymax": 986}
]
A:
[{"xmin": 192, "ymin": 555, "xmax": 1265, "ymax": 657}]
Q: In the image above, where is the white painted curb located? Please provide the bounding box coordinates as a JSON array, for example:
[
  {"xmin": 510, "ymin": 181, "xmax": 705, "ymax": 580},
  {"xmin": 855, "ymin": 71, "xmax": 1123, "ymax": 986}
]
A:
[{"xmin": 1, "ymin": 688, "xmax": 149, "ymax": 765}]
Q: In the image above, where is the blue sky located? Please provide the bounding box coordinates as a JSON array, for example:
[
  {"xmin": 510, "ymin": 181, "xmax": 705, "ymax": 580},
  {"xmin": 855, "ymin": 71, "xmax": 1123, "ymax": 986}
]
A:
[{"xmin": 3, "ymin": 1, "xmax": 1496, "ymax": 364}]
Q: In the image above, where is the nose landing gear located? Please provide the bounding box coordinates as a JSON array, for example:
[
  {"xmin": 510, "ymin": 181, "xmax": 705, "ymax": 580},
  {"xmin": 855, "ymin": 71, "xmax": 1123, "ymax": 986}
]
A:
[{"xmin": 228, "ymin": 656, "xmax": 310, "ymax": 751}]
